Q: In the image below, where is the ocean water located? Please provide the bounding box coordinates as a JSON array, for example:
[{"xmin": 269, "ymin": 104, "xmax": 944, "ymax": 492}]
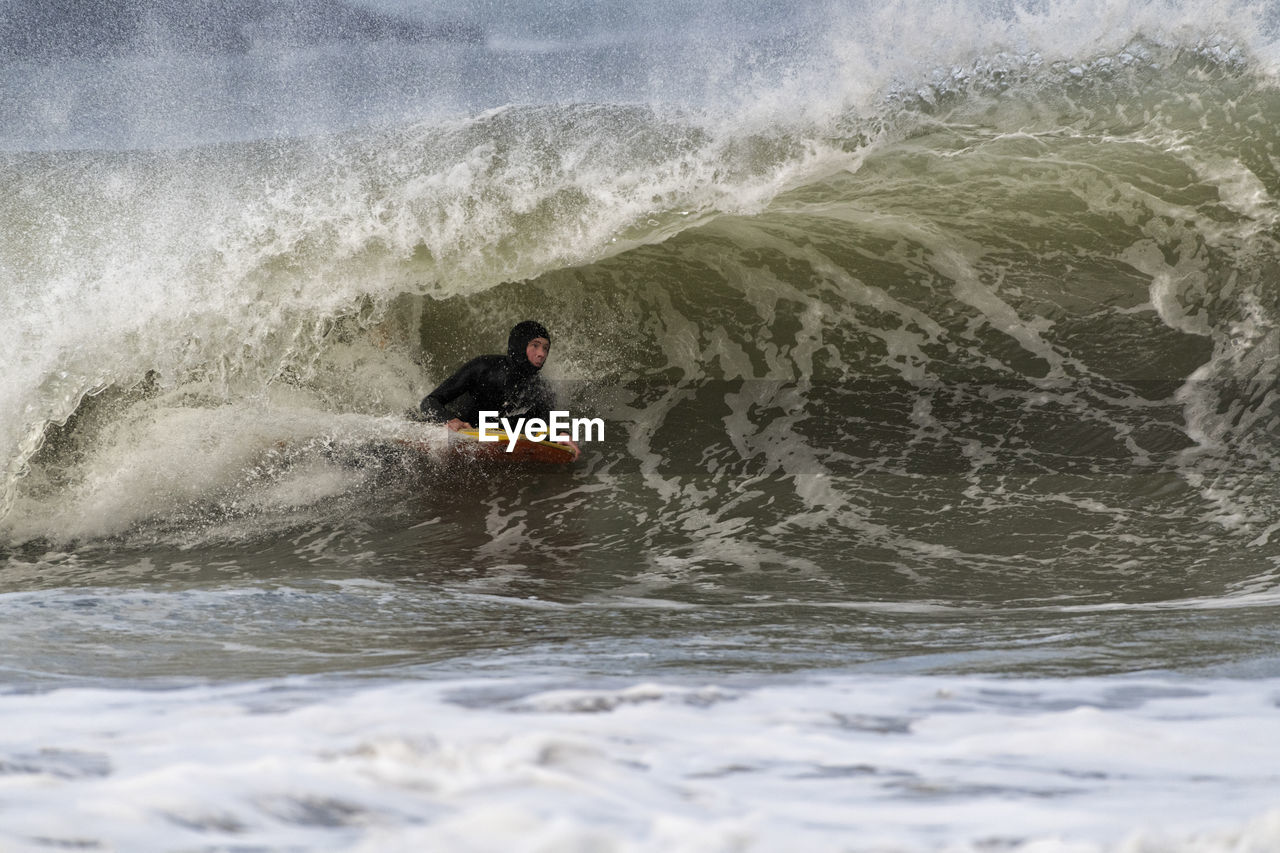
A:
[{"xmin": 4, "ymin": 0, "xmax": 1280, "ymax": 849}]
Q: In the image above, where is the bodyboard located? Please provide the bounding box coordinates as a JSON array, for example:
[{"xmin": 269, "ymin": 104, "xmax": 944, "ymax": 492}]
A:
[{"xmin": 447, "ymin": 427, "xmax": 576, "ymax": 463}]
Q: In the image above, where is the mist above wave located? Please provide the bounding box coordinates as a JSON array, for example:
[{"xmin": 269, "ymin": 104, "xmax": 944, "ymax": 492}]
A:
[{"xmin": 0, "ymin": 0, "xmax": 480, "ymax": 61}]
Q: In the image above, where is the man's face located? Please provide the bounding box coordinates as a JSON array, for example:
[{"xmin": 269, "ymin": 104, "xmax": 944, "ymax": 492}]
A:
[{"xmin": 525, "ymin": 336, "xmax": 550, "ymax": 368}]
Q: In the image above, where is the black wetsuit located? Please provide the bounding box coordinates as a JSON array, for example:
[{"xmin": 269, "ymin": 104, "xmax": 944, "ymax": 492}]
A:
[{"xmin": 418, "ymin": 321, "xmax": 555, "ymax": 426}]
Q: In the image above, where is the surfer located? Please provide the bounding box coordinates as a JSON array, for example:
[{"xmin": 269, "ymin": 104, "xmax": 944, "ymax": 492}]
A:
[{"xmin": 417, "ymin": 319, "xmax": 558, "ymax": 434}]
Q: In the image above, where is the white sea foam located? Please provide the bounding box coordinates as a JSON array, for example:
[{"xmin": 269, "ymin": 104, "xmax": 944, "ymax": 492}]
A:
[{"xmin": 0, "ymin": 673, "xmax": 1277, "ymax": 851}]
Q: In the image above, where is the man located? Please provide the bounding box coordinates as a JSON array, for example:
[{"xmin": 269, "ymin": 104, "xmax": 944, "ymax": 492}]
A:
[{"xmin": 418, "ymin": 320, "xmax": 557, "ymax": 433}]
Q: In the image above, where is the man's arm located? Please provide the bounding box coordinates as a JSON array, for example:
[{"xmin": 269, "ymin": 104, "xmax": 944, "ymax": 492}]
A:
[{"xmin": 419, "ymin": 357, "xmax": 486, "ymax": 427}]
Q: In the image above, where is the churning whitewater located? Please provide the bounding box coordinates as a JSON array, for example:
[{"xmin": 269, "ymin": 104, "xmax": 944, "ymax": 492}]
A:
[{"xmin": 3, "ymin": 0, "xmax": 1280, "ymax": 850}]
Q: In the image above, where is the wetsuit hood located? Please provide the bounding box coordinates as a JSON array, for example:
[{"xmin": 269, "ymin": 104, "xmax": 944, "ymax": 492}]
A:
[{"xmin": 507, "ymin": 320, "xmax": 550, "ymax": 375}]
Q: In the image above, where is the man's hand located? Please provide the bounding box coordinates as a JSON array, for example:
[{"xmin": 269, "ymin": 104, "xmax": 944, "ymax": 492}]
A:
[{"xmin": 446, "ymin": 418, "xmax": 472, "ymax": 432}]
